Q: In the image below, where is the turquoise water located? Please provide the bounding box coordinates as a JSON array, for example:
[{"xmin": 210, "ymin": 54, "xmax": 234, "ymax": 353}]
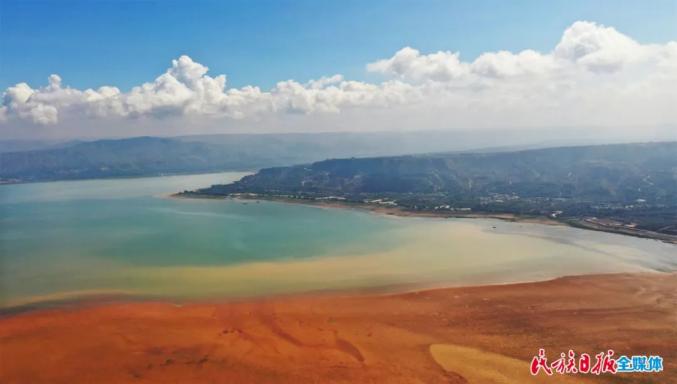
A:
[{"xmin": 1, "ymin": 172, "xmax": 675, "ymax": 307}]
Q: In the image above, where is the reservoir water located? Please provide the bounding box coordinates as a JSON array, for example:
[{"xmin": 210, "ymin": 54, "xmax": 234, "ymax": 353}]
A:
[{"xmin": 1, "ymin": 172, "xmax": 675, "ymax": 308}]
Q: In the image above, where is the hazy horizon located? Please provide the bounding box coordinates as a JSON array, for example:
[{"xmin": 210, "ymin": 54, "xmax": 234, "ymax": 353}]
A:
[{"xmin": 3, "ymin": 127, "xmax": 677, "ymax": 157}]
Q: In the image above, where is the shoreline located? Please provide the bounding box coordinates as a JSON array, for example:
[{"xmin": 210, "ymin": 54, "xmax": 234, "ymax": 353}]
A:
[
  {"xmin": 172, "ymin": 192, "xmax": 564, "ymax": 225},
  {"xmin": 1, "ymin": 271, "xmax": 674, "ymax": 383},
  {"xmin": 3, "ymin": 269, "xmax": 651, "ymax": 316},
  {"xmin": 0, "ymin": 170, "xmax": 256, "ymax": 187},
  {"xmin": 176, "ymin": 192, "xmax": 677, "ymax": 244}
]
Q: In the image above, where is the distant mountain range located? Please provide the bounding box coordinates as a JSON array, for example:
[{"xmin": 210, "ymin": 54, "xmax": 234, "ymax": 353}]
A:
[
  {"xmin": 194, "ymin": 142, "xmax": 677, "ymax": 238},
  {"xmin": 0, "ymin": 131, "xmax": 615, "ymax": 183}
]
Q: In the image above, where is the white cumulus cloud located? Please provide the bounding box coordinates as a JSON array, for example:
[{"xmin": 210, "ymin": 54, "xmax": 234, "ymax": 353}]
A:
[{"xmin": 1, "ymin": 21, "xmax": 676, "ymax": 136}]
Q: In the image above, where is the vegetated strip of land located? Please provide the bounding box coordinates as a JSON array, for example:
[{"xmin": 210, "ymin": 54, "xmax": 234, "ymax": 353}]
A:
[{"xmin": 179, "ymin": 141, "xmax": 677, "ymax": 244}]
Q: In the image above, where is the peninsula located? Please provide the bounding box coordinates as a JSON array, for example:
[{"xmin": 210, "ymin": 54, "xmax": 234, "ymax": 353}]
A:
[{"xmin": 181, "ymin": 142, "xmax": 677, "ymax": 243}]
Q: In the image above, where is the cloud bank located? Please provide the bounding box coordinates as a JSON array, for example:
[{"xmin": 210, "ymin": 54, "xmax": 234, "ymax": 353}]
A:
[{"xmin": 1, "ymin": 21, "xmax": 676, "ymax": 136}]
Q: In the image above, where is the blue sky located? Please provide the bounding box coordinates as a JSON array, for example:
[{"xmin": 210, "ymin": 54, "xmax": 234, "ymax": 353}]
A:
[{"xmin": 2, "ymin": 0, "xmax": 676, "ymax": 91}]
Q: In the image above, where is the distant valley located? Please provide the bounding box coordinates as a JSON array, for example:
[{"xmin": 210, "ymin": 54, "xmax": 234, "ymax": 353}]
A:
[{"xmin": 0, "ymin": 130, "xmax": 635, "ymax": 184}]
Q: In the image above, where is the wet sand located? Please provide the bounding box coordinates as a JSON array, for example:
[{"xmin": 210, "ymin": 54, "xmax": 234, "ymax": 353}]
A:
[{"xmin": 1, "ymin": 272, "xmax": 675, "ymax": 383}]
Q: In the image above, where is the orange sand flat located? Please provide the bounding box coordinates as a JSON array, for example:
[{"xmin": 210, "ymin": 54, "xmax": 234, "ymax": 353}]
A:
[{"xmin": 1, "ymin": 272, "xmax": 675, "ymax": 383}]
